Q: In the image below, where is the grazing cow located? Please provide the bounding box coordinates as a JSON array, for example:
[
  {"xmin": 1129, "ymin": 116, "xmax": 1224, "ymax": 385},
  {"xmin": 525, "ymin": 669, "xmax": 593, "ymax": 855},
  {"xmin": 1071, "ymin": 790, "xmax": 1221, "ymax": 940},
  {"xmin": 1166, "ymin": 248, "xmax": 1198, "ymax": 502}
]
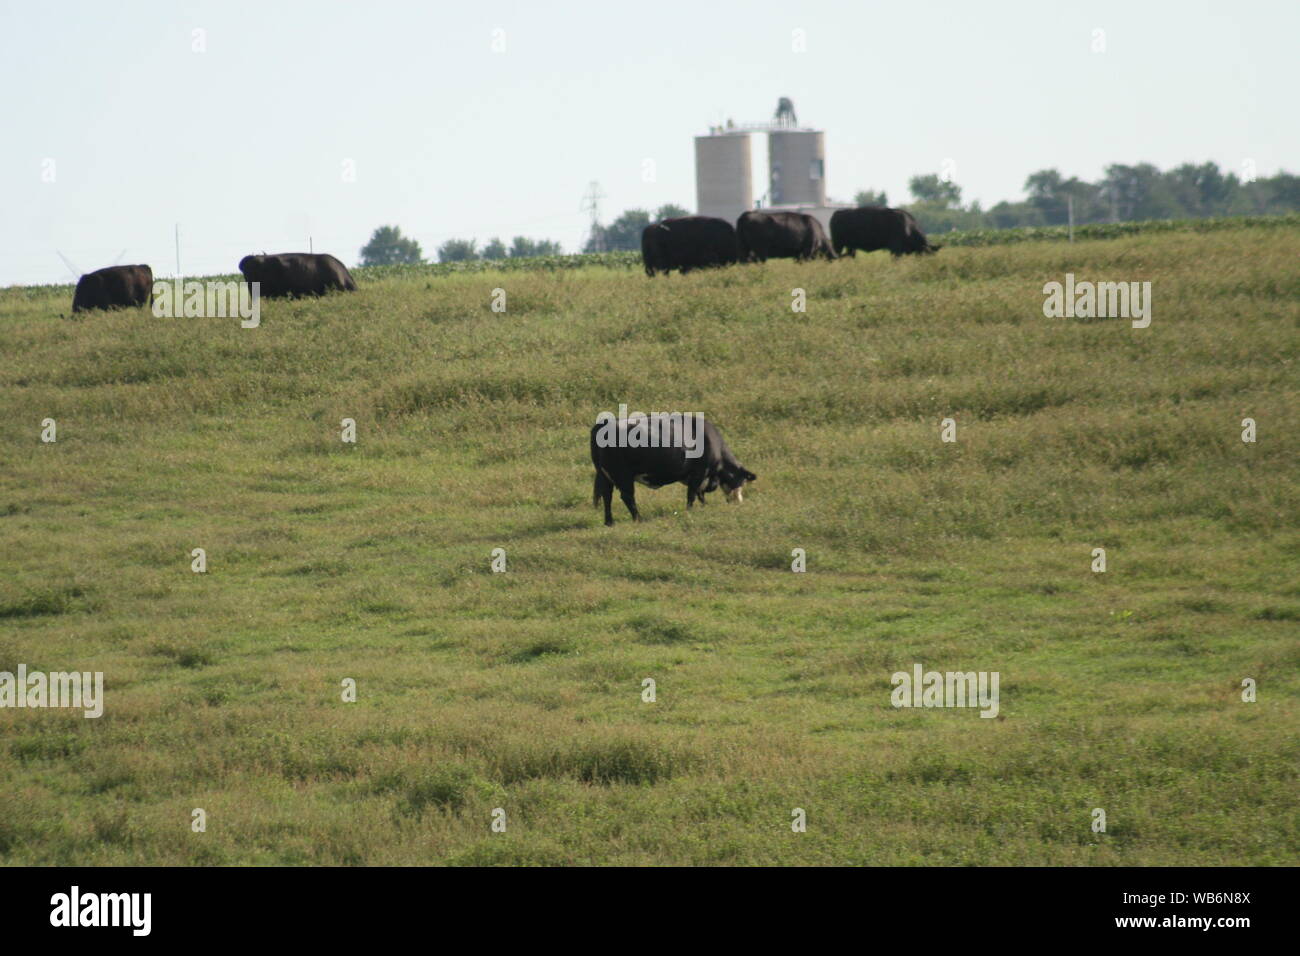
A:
[
  {"xmin": 590, "ymin": 414, "xmax": 757, "ymax": 525},
  {"xmin": 736, "ymin": 210, "xmax": 835, "ymax": 262},
  {"xmin": 641, "ymin": 216, "xmax": 739, "ymax": 276},
  {"xmin": 830, "ymin": 206, "xmax": 940, "ymax": 257},
  {"xmin": 237, "ymin": 253, "xmax": 357, "ymax": 298},
  {"xmin": 71, "ymin": 265, "xmax": 153, "ymax": 313}
]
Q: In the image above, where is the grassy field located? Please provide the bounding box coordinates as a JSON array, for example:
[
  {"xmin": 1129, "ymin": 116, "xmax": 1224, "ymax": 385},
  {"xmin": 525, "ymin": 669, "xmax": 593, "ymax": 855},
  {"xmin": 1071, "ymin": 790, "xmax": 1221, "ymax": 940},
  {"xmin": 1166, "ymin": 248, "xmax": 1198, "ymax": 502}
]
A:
[{"xmin": 0, "ymin": 226, "xmax": 1296, "ymax": 865}]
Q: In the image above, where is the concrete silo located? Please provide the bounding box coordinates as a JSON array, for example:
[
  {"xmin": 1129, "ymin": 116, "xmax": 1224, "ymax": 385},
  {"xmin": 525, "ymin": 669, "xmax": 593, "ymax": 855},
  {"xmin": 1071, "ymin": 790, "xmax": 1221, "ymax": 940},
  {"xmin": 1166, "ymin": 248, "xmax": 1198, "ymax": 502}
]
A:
[
  {"xmin": 694, "ymin": 131, "xmax": 753, "ymax": 224},
  {"xmin": 768, "ymin": 129, "xmax": 826, "ymax": 207}
]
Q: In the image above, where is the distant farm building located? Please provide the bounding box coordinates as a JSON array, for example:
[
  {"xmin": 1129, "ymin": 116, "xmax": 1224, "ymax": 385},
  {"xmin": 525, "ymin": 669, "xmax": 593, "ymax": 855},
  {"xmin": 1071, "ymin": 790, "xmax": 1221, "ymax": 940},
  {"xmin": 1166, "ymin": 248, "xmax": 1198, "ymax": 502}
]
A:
[{"xmin": 694, "ymin": 99, "xmax": 851, "ymax": 233}]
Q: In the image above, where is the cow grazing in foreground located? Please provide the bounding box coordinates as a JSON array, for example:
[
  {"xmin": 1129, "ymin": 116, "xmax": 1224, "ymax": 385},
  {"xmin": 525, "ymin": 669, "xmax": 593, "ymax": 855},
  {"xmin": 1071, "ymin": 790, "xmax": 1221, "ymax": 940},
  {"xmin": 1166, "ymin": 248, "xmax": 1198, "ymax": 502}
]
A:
[
  {"xmin": 71, "ymin": 265, "xmax": 153, "ymax": 313},
  {"xmin": 641, "ymin": 216, "xmax": 739, "ymax": 276},
  {"xmin": 736, "ymin": 210, "xmax": 835, "ymax": 263},
  {"xmin": 830, "ymin": 206, "xmax": 940, "ymax": 257},
  {"xmin": 237, "ymin": 253, "xmax": 357, "ymax": 298},
  {"xmin": 590, "ymin": 414, "xmax": 757, "ymax": 525}
]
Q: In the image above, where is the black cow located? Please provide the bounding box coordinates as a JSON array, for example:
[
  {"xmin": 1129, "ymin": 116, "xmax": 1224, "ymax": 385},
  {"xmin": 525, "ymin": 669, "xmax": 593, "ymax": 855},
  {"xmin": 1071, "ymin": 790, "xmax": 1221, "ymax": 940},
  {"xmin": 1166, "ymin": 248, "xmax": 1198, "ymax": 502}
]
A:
[
  {"xmin": 590, "ymin": 414, "xmax": 757, "ymax": 525},
  {"xmin": 71, "ymin": 265, "xmax": 153, "ymax": 313},
  {"xmin": 830, "ymin": 206, "xmax": 940, "ymax": 257},
  {"xmin": 736, "ymin": 210, "xmax": 834, "ymax": 262},
  {"xmin": 237, "ymin": 253, "xmax": 357, "ymax": 298},
  {"xmin": 641, "ymin": 216, "xmax": 739, "ymax": 276}
]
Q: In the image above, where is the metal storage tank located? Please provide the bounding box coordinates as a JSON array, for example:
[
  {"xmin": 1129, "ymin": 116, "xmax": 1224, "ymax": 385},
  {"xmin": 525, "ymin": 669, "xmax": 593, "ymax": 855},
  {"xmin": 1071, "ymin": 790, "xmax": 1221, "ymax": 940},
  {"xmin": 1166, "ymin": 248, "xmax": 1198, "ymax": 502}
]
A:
[
  {"xmin": 694, "ymin": 132, "xmax": 753, "ymax": 224},
  {"xmin": 768, "ymin": 130, "xmax": 826, "ymax": 207}
]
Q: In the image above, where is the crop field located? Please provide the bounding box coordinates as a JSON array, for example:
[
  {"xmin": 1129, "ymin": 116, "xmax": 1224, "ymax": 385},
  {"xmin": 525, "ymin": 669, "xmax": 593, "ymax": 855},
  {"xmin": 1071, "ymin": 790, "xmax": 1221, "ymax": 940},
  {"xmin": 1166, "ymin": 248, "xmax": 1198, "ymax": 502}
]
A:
[{"xmin": 0, "ymin": 223, "xmax": 1297, "ymax": 865}]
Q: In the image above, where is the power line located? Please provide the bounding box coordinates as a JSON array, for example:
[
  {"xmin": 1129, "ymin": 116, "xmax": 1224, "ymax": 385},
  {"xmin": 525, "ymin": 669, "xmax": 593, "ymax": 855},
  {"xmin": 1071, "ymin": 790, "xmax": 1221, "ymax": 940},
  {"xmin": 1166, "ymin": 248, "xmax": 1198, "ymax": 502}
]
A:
[{"xmin": 580, "ymin": 181, "xmax": 606, "ymax": 252}]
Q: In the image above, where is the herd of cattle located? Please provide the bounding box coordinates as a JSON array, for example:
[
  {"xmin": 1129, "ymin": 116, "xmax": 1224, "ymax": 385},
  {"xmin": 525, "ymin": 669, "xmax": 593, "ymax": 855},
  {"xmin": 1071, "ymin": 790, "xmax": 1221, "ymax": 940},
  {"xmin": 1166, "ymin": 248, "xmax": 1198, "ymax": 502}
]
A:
[
  {"xmin": 643, "ymin": 205, "xmax": 939, "ymax": 276},
  {"xmin": 67, "ymin": 205, "xmax": 935, "ymax": 310},
  {"xmin": 60, "ymin": 205, "xmax": 936, "ymax": 523}
]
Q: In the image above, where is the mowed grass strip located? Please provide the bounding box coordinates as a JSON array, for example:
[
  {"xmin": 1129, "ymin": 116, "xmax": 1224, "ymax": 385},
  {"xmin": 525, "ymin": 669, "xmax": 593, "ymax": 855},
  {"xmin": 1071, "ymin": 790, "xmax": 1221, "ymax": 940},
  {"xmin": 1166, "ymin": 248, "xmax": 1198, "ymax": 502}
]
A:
[{"xmin": 0, "ymin": 229, "xmax": 1296, "ymax": 865}]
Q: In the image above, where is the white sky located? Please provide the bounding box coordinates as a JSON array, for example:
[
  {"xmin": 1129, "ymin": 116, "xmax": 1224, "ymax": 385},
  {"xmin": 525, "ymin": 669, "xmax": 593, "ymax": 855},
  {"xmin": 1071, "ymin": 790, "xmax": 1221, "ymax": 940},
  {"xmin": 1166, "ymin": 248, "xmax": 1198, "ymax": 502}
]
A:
[{"xmin": 1, "ymin": 0, "xmax": 1294, "ymax": 285}]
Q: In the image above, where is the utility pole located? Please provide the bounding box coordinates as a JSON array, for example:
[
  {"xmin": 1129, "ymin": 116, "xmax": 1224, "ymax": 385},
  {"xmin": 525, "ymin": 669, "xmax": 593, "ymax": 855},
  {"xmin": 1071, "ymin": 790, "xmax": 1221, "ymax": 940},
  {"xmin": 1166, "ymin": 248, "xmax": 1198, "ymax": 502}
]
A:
[{"xmin": 581, "ymin": 180, "xmax": 606, "ymax": 252}]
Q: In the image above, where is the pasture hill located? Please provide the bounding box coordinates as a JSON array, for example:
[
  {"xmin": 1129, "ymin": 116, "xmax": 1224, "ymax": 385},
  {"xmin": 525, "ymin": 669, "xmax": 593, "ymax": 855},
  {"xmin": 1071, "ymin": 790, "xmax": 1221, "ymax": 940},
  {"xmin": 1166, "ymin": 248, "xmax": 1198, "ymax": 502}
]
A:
[{"xmin": 0, "ymin": 217, "xmax": 1296, "ymax": 866}]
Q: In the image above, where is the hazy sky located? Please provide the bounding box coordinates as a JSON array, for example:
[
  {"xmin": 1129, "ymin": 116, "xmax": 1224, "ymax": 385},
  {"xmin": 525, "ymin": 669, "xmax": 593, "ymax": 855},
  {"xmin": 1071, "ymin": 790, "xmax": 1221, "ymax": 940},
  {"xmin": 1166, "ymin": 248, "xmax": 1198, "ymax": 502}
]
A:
[{"xmin": 1, "ymin": 0, "xmax": 1294, "ymax": 285}]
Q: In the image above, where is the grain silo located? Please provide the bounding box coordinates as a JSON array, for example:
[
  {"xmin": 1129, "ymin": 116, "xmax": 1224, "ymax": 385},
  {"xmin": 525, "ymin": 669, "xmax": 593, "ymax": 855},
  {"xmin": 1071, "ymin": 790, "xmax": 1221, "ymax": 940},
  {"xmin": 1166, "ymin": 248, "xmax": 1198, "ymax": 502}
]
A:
[
  {"xmin": 694, "ymin": 130, "xmax": 753, "ymax": 224},
  {"xmin": 767, "ymin": 129, "xmax": 826, "ymax": 207}
]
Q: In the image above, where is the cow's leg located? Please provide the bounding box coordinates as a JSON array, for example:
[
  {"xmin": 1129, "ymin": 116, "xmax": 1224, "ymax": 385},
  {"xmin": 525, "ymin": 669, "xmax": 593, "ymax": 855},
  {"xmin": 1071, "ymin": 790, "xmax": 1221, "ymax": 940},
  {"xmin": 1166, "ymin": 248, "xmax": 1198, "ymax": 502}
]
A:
[
  {"xmin": 688, "ymin": 474, "xmax": 709, "ymax": 509},
  {"xmin": 617, "ymin": 481, "xmax": 640, "ymax": 522},
  {"xmin": 686, "ymin": 478, "xmax": 707, "ymax": 509},
  {"xmin": 595, "ymin": 471, "xmax": 615, "ymax": 526}
]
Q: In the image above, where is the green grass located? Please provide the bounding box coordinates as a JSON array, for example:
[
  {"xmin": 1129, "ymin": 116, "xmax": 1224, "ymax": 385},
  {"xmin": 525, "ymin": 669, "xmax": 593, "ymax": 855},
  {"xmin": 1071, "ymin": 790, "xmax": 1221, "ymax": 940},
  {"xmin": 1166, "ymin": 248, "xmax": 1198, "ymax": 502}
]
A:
[{"xmin": 0, "ymin": 227, "xmax": 1296, "ymax": 865}]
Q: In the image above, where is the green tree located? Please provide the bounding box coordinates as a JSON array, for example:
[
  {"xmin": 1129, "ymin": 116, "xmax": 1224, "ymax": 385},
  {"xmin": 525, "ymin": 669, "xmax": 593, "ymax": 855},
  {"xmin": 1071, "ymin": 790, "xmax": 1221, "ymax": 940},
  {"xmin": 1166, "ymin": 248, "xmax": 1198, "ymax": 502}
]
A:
[
  {"xmin": 1024, "ymin": 169, "xmax": 1066, "ymax": 223},
  {"xmin": 1166, "ymin": 162, "xmax": 1237, "ymax": 218},
  {"xmin": 359, "ymin": 225, "xmax": 423, "ymax": 266},
  {"xmin": 481, "ymin": 238, "xmax": 507, "ymax": 260},
  {"xmin": 584, "ymin": 209, "xmax": 651, "ymax": 252},
  {"xmin": 908, "ymin": 174, "xmax": 962, "ymax": 208},
  {"xmin": 903, "ymin": 174, "xmax": 980, "ymax": 233},
  {"xmin": 1024, "ymin": 169, "xmax": 1104, "ymax": 225},
  {"xmin": 654, "ymin": 203, "xmax": 689, "ymax": 220},
  {"xmin": 437, "ymin": 239, "xmax": 478, "ymax": 263},
  {"xmin": 1258, "ymin": 171, "xmax": 1300, "ymax": 213},
  {"xmin": 1100, "ymin": 164, "xmax": 1182, "ymax": 222},
  {"xmin": 509, "ymin": 237, "xmax": 563, "ymax": 258},
  {"xmin": 854, "ymin": 189, "xmax": 888, "ymax": 207},
  {"xmin": 986, "ymin": 200, "xmax": 1042, "ymax": 230}
]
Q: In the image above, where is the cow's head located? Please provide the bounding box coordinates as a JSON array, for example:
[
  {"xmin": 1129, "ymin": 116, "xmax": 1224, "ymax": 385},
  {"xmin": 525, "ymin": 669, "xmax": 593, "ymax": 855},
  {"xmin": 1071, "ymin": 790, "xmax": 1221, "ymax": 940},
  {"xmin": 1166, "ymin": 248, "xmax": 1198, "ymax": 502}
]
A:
[
  {"xmin": 903, "ymin": 232, "xmax": 934, "ymax": 255},
  {"xmin": 720, "ymin": 465, "xmax": 757, "ymax": 503}
]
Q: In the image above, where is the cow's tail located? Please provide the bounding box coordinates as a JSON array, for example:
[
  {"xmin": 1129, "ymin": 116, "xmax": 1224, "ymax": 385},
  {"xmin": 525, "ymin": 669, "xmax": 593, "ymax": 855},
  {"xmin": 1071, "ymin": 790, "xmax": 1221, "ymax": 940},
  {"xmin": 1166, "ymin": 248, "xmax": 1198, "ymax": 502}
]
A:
[
  {"xmin": 593, "ymin": 468, "xmax": 615, "ymax": 508},
  {"xmin": 590, "ymin": 427, "xmax": 603, "ymax": 507}
]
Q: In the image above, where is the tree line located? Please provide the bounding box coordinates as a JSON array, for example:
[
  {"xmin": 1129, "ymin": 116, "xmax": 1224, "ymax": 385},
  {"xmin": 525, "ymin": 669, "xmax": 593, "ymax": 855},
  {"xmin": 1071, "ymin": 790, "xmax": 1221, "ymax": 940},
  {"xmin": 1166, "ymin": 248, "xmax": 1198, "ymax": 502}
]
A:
[
  {"xmin": 358, "ymin": 161, "xmax": 1298, "ymax": 263},
  {"xmin": 358, "ymin": 226, "xmax": 564, "ymax": 266},
  {"xmin": 866, "ymin": 161, "xmax": 1300, "ymax": 234}
]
